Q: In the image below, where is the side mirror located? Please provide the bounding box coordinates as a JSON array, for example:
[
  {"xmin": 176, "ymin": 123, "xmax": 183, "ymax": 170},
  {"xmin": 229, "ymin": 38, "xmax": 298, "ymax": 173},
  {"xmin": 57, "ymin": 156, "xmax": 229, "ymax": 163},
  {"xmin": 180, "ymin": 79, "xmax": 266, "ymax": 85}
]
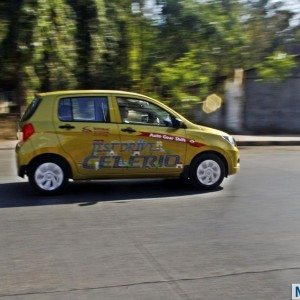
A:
[
  {"xmin": 173, "ymin": 117, "xmax": 185, "ymax": 128},
  {"xmin": 141, "ymin": 115, "xmax": 149, "ymax": 123}
]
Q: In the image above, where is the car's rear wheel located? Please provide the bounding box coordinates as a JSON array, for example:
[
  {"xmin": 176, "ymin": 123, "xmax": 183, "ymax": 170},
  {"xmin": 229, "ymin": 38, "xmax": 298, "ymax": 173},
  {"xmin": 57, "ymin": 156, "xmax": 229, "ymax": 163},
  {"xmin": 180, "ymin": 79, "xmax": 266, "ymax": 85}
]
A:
[
  {"xmin": 28, "ymin": 157, "xmax": 69, "ymax": 195},
  {"xmin": 190, "ymin": 153, "xmax": 225, "ymax": 189}
]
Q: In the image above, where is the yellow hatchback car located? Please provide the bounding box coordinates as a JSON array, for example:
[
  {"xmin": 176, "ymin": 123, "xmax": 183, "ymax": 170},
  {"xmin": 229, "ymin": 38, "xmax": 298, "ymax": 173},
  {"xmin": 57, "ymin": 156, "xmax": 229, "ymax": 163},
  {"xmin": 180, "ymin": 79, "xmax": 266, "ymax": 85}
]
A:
[{"xmin": 16, "ymin": 90, "xmax": 240, "ymax": 194}]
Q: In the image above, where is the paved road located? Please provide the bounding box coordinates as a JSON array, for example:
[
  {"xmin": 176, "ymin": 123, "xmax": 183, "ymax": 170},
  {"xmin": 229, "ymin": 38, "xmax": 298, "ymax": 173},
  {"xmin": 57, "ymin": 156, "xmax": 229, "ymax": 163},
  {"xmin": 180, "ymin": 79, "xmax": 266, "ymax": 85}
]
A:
[{"xmin": 0, "ymin": 146, "xmax": 300, "ymax": 300}]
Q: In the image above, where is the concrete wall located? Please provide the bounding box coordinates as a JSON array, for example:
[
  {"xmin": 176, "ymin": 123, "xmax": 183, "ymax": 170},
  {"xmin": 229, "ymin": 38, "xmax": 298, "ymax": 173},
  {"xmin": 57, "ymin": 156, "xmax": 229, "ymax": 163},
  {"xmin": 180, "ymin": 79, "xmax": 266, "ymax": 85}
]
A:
[
  {"xmin": 243, "ymin": 59, "xmax": 300, "ymax": 134},
  {"xmin": 224, "ymin": 72, "xmax": 244, "ymax": 133}
]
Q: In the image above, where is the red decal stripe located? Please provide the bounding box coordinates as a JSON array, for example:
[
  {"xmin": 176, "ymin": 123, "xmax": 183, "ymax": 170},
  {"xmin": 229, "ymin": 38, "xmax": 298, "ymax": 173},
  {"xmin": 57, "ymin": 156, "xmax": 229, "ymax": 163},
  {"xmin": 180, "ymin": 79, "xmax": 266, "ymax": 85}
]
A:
[{"xmin": 139, "ymin": 132, "xmax": 204, "ymax": 148}]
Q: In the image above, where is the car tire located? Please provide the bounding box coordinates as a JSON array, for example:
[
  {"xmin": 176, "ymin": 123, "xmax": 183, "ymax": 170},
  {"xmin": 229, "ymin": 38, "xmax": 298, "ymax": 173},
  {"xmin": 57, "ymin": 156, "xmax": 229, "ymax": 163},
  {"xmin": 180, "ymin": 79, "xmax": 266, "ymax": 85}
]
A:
[
  {"xmin": 28, "ymin": 157, "xmax": 69, "ymax": 195},
  {"xmin": 190, "ymin": 153, "xmax": 225, "ymax": 190}
]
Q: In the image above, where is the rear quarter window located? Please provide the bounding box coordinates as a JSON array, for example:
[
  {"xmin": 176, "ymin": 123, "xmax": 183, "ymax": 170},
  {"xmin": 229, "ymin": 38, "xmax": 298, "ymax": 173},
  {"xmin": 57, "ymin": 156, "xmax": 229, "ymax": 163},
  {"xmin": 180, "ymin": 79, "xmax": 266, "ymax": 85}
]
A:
[{"xmin": 21, "ymin": 97, "xmax": 42, "ymax": 122}]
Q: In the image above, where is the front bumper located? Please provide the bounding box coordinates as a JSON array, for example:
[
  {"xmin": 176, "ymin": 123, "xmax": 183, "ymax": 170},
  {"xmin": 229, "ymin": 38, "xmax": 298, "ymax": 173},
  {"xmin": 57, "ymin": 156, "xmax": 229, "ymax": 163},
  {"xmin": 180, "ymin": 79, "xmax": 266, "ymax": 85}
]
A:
[{"xmin": 226, "ymin": 148, "xmax": 240, "ymax": 175}]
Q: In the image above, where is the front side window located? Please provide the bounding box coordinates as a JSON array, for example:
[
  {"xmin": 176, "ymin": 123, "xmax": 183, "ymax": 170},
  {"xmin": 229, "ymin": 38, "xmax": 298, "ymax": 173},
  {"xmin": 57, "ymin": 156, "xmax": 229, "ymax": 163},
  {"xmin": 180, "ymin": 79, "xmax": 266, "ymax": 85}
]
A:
[
  {"xmin": 117, "ymin": 97, "xmax": 175, "ymax": 127},
  {"xmin": 58, "ymin": 96, "xmax": 109, "ymax": 122}
]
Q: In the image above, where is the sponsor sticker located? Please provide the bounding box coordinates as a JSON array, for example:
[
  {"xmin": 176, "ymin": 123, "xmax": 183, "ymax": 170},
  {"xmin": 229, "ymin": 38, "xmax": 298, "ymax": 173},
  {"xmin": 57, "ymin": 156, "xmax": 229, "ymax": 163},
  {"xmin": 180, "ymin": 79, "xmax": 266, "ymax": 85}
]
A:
[
  {"xmin": 139, "ymin": 132, "xmax": 204, "ymax": 148},
  {"xmin": 82, "ymin": 126, "xmax": 110, "ymax": 135}
]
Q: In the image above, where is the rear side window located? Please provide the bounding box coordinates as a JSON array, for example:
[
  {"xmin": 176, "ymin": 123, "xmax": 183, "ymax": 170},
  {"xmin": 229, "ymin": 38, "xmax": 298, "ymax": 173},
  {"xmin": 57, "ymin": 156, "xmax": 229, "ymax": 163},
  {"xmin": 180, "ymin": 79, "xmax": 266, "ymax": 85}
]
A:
[
  {"xmin": 58, "ymin": 96, "xmax": 109, "ymax": 122},
  {"xmin": 21, "ymin": 97, "xmax": 41, "ymax": 122}
]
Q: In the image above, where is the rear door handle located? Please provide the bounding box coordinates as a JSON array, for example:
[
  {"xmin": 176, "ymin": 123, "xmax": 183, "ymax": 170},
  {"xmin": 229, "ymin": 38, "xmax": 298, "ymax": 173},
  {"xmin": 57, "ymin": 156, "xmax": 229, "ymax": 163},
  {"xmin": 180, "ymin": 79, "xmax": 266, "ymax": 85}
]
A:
[
  {"xmin": 121, "ymin": 127, "xmax": 136, "ymax": 133},
  {"xmin": 59, "ymin": 124, "xmax": 75, "ymax": 130}
]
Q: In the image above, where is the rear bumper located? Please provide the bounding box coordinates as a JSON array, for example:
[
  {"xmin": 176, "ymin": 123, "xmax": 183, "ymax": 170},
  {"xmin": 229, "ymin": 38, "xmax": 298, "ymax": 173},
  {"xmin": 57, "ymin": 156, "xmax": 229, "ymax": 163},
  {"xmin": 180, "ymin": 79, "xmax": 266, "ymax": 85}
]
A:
[
  {"xmin": 15, "ymin": 142, "xmax": 27, "ymax": 178},
  {"xmin": 18, "ymin": 165, "xmax": 26, "ymax": 178}
]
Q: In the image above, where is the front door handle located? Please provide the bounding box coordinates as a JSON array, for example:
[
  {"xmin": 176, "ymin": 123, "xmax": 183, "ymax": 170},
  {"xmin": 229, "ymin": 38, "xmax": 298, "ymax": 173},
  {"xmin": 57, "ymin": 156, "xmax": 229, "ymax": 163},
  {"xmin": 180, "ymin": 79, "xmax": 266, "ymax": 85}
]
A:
[
  {"xmin": 121, "ymin": 127, "xmax": 136, "ymax": 133},
  {"xmin": 59, "ymin": 124, "xmax": 75, "ymax": 130}
]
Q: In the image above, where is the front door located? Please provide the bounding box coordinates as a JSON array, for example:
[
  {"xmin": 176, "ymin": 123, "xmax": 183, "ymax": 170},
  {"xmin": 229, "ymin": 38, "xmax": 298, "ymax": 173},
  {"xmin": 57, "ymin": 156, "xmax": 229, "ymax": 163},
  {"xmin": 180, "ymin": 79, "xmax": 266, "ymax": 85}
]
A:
[
  {"xmin": 54, "ymin": 94, "xmax": 122, "ymax": 177},
  {"xmin": 116, "ymin": 96, "xmax": 187, "ymax": 176}
]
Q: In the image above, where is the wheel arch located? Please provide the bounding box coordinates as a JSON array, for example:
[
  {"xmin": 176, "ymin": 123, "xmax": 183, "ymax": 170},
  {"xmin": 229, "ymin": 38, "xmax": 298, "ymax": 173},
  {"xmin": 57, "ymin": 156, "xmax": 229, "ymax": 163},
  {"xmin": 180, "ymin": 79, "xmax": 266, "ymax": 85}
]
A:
[{"xmin": 27, "ymin": 153, "xmax": 73, "ymax": 179}]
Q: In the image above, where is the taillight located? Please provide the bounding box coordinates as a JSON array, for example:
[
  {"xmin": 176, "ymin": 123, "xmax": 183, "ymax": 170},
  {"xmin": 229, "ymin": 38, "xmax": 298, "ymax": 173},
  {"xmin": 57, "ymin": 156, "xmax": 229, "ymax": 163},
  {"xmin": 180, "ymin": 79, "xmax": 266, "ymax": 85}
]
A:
[{"xmin": 22, "ymin": 123, "xmax": 35, "ymax": 142}]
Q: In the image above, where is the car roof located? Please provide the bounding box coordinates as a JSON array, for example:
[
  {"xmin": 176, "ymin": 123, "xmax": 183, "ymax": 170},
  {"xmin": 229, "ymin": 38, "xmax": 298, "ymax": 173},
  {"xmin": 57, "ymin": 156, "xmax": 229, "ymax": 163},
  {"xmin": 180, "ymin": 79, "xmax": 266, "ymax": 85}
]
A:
[{"xmin": 37, "ymin": 90, "xmax": 148, "ymax": 98}]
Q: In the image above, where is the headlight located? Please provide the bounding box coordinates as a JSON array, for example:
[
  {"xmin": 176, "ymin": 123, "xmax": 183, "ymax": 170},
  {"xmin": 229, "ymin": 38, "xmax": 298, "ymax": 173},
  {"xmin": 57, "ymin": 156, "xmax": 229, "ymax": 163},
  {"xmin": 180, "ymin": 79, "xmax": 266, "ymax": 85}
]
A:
[{"xmin": 222, "ymin": 135, "xmax": 237, "ymax": 147}]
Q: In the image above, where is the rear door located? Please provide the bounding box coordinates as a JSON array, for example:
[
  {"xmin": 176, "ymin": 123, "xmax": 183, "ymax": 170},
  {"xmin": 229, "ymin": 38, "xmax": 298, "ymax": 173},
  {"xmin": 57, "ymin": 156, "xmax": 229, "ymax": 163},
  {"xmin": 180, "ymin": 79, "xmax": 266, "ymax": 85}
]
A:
[{"xmin": 54, "ymin": 93, "xmax": 122, "ymax": 177}]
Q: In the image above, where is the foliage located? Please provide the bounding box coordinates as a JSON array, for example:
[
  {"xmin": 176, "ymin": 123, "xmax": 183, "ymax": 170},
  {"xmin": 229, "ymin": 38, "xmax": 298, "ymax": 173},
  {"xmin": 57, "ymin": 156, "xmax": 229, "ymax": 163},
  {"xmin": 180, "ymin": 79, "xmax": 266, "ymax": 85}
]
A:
[
  {"xmin": 0, "ymin": 3, "xmax": 9, "ymax": 44},
  {"xmin": 69, "ymin": 0, "xmax": 107, "ymax": 88},
  {"xmin": 0, "ymin": 0, "xmax": 77, "ymax": 102},
  {"xmin": 31, "ymin": 0, "xmax": 77, "ymax": 91},
  {"xmin": 256, "ymin": 51, "xmax": 296, "ymax": 82},
  {"xmin": 152, "ymin": 0, "xmax": 250, "ymax": 110},
  {"xmin": 0, "ymin": 0, "xmax": 298, "ymax": 111}
]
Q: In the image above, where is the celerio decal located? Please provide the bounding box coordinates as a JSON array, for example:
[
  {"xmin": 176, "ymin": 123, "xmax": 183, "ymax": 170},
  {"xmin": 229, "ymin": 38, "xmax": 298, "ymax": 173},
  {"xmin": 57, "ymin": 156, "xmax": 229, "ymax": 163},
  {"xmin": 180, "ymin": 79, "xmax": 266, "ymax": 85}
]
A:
[
  {"xmin": 139, "ymin": 132, "xmax": 204, "ymax": 148},
  {"xmin": 82, "ymin": 140, "xmax": 182, "ymax": 170}
]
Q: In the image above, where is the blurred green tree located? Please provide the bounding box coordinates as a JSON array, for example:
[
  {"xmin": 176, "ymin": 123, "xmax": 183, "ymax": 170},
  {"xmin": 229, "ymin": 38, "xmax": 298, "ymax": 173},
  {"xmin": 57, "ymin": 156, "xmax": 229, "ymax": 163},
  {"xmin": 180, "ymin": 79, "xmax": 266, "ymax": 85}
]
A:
[
  {"xmin": 0, "ymin": 0, "xmax": 297, "ymax": 113},
  {"xmin": 0, "ymin": 2, "xmax": 9, "ymax": 44},
  {"xmin": 152, "ymin": 0, "xmax": 249, "ymax": 112},
  {"xmin": 150, "ymin": 0, "xmax": 296, "ymax": 114},
  {"xmin": 92, "ymin": 0, "xmax": 158, "ymax": 92},
  {"xmin": 245, "ymin": 0, "xmax": 295, "ymax": 65},
  {"xmin": 69, "ymin": 0, "xmax": 107, "ymax": 88},
  {"xmin": 256, "ymin": 51, "xmax": 296, "ymax": 82},
  {"xmin": 0, "ymin": 0, "xmax": 77, "ymax": 103},
  {"xmin": 32, "ymin": 0, "xmax": 77, "ymax": 92},
  {"xmin": 97, "ymin": 0, "xmax": 131, "ymax": 89},
  {"xmin": 0, "ymin": 1, "xmax": 37, "ymax": 101}
]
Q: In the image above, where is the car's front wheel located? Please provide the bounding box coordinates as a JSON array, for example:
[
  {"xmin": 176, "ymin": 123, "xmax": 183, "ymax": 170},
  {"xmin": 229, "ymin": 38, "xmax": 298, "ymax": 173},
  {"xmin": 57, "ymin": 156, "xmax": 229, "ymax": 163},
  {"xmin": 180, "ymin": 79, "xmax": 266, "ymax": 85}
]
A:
[
  {"xmin": 28, "ymin": 157, "xmax": 69, "ymax": 195},
  {"xmin": 190, "ymin": 153, "xmax": 225, "ymax": 189}
]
